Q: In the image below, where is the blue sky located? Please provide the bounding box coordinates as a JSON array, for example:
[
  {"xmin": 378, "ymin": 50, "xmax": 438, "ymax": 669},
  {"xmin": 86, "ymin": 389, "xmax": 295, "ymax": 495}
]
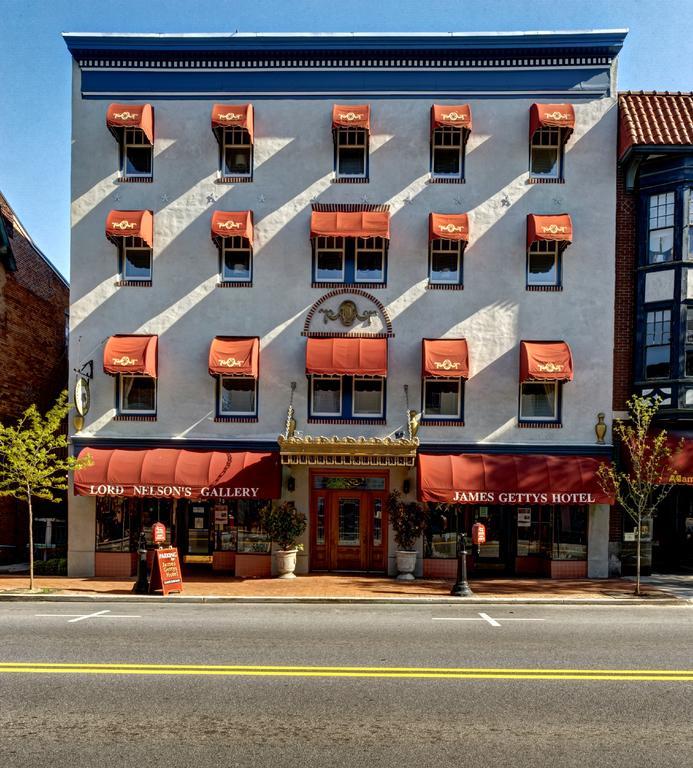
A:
[{"xmin": 1, "ymin": 0, "xmax": 691, "ymax": 279}]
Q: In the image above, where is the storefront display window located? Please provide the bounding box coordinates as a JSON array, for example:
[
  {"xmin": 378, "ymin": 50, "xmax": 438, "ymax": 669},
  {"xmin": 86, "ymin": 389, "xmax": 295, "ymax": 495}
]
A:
[
  {"xmin": 424, "ymin": 506, "xmax": 457, "ymax": 558},
  {"xmin": 516, "ymin": 506, "xmax": 553, "ymax": 557},
  {"xmin": 235, "ymin": 501, "xmax": 271, "ymax": 553},
  {"xmin": 95, "ymin": 498, "xmax": 134, "ymax": 552},
  {"xmin": 552, "ymin": 506, "xmax": 587, "ymax": 560}
]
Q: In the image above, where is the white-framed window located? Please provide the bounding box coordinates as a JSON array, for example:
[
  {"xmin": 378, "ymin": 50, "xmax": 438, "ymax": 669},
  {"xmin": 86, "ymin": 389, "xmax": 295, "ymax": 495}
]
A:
[
  {"xmin": 431, "ymin": 127, "xmax": 464, "ymax": 179},
  {"xmin": 352, "ymin": 378, "xmax": 384, "ymax": 417},
  {"xmin": 423, "ymin": 379, "xmax": 462, "ymax": 419},
  {"xmin": 530, "ymin": 127, "xmax": 561, "ymax": 179},
  {"xmin": 220, "ymin": 126, "xmax": 252, "ymax": 178},
  {"xmin": 335, "ymin": 128, "xmax": 368, "ymax": 178},
  {"xmin": 527, "ymin": 240, "xmax": 560, "ymax": 287},
  {"xmin": 219, "ymin": 376, "xmax": 256, "ymax": 416},
  {"xmin": 120, "ymin": 128, "xmax": 152, "ymax": 178},
  {"xmin": 122, "ymin": 237, "xmax": 152, "ymax": 281},
  {"xmin": 311, "ymin": 377, "xmax": 342, "ymax": 417},
  {"xmin": 429, "ymin": 239, "xmax": 462, "ymax": 284},
  {"xmin": 648, "ymin": 191, "xmax": 675, "ymax": 264},
  {"xmin": 315, "ymin": 236, "xmax": 345, "ymax": 282},
  {"xmin": 221, "ymin": 236, "xmax": 252, "ymax": 282},
  {"xmin": 118, "ymin": 375, "xmax": 156, "ymax": 415},
  {"xmin": 355, "ymin": 238, "xmax": 385, "ymax": 283},
  {"xmin": 519, "ymin": 381, "xmax": 558, "ymax": 421}
]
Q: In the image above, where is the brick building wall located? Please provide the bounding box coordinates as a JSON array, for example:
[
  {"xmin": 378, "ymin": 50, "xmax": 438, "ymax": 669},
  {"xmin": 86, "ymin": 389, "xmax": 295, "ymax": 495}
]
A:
[{"xmin": 0, "ymin": 194, "xmax": 69, "ymax": 563}]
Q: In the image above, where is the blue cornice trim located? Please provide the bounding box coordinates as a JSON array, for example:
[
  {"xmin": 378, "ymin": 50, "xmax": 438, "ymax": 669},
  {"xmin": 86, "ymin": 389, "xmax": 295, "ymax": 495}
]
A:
[{"xmin": 63, "ymin": 30, "xmax": 627, "ymax": 56}]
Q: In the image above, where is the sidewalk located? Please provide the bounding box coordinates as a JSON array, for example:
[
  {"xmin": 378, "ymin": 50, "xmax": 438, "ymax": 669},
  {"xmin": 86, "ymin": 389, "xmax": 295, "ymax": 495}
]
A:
[{"xmin": 0, "ymin": 573, "xmax": 685, "ymax": 603}]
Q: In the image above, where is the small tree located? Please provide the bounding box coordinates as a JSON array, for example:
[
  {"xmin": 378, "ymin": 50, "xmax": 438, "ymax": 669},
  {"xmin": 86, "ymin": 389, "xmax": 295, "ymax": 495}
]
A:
[
  {"xmin": 260, "ymin": 502, "xmax": 307, "ymax": 551},
  {"xmin": 387, "ymin": 490, "xmax": 427, "ymax": 551},
  {"xmin": 597, "ymin": 395, "xmax": 680, "ymax": 596},
  {"xmin": 0, "ymin": 391, "xmax": 92, "ymax": 590}
]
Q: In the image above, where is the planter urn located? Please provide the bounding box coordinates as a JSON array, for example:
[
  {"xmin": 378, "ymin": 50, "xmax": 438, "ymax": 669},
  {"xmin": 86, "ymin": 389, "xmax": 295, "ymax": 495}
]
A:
[
  {"xmin": 396, "ymin": 550, "xmax": 417, "ymax": 581},
  {"xmin": 275, "ymin": 548, "xmax": 299, "ymax": 579}
]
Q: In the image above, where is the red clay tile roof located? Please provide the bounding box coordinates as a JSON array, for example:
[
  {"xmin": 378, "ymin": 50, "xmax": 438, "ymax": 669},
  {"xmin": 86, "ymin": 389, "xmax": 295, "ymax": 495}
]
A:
[{"xmin": 619, "ymin": 91, "xmax": 693, "ymax": 159}]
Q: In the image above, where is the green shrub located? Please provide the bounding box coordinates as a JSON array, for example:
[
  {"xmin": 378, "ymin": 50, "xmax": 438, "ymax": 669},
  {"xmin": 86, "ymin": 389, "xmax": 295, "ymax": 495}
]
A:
[
  {"xmin": 387, "ymin": 490, "xmax": 427, "ymax": 551},
  {"xmin": 260, "ymin": 502, "xmax": 307, "ymax": 551},
  {"xmin": 33, "ymin": 558, "xmax": 67, "ymax": 575}
]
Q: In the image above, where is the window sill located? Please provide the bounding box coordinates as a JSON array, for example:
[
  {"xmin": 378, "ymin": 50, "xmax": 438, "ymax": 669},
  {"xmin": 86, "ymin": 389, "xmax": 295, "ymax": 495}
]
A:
[
  {"xmin": 527, "ymin": 177, "xmax": 564, "ymax": 184},
  {"xmin": 114, "ymin": 414, "xmax": 157, "ymax": 421},
  {"xmin": 332, "ymin": 177, "xmax": 369, "ymax": 184},
  {"xmin": 312, "ymin": 281, "xmax": 385, "ymax": 289},
  {"xmin": 115, "ymin": 280, "xmax": 152, "ymax": 288},
  {"xmin": 428, "ymin": 177, "xmax": 465, "ymax": 184},
  {"xmin": 117, "ymin": 176, "xmax": 153, "ymax": 184},
  {"xmin": 427, "ymin": 282, "xmax": 464, "ymax": 291},
  {"xmin": 526, "ymin": 284, "xmax": 563, "ymax": 292},
  {"xmin": 215, "ymin": 176, "xmax": 253, "ymax": 184},
  {"xmin": 214, "ymin": 416, "xmax": 258, "ymax": 423},
  {"xmin": 217, "ymin": 281, "xmax": 253, "ymax": 288},
  {"xmin": 517, "ymin": 421, "xmax": 562, "ymax": 429},
  {"xmin": 421, "ymin": 419, "xmax": 465, "ymax": 427},
  {"xmin": 307, "ymin": 417, "xmax": 386, "ymax": 425}
]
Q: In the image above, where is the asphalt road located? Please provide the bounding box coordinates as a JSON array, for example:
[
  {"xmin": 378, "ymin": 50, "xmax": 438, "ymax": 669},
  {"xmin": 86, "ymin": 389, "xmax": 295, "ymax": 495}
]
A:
[{"xmin": 1, "ymin": 602, "xmax": 692, "ymax": 768}]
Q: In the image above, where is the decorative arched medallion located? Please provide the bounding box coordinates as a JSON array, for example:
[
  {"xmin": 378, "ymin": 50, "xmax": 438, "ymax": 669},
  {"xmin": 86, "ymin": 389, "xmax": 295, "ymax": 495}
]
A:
[{"xmin": 303, "ymin": 288, "xmax": 394, "ymax": 337}]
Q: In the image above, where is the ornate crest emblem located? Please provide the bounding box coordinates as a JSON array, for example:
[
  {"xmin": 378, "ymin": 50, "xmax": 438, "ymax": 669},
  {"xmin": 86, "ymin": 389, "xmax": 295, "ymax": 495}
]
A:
[
  {"xmin": 441, "ymin": 112, "xmax": 467, "ymax": 122},
  {"xmin": 319, "ymin": 300, "xmax": 377, "ymax": 327},
  {"xmin": 438, "ymin": 223, "xmax": 465, "ymax": 234},
  {"xmin": 112, "ymin": 356, "xmax": 138, "ymax": 366},
  {"xmin": 217, "ymin": 358, "xmax": 244, "ymax": 368},
  {"xmin": 544, "ymin": 111, "xmax": 571, "ymax": 122},
  {"xmin": 112, "ymin": 111, "xmax": 140, "ymax": 121},
  {"xmin": 434, "ymin": 359, "xmax": 461, "ymax": 371},
  {"xmin": 541, "ymin": 224, "xmax": 569, "ymax": 235},
  {"xmin": 111, "ymin": 220, "xmax": 138, "ymax": 231},
  {"xmin": 537, "ymin": 362, "xmax": 564, "ymax": 373},
  {"xmin": 216, "ymin": 220, "xmax": 243, "ymax": 231},
  {"xmin": 217, "ymin": 112, "xmax": 244, "ymax": 122},
  {"xmin": 338, "ymin": 112, "xmax": 365, "ymax": 122}
]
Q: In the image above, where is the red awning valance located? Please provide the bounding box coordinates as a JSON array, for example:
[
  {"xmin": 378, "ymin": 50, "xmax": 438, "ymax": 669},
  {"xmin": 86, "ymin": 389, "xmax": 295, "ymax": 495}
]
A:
[
  {"xmin": 431, "ymin": 104, "xmax": 472, "ymax": 132},
  {"xmin": 527, "ymin": 214, "xmax": 573, "ymax": 248},
  {"xmin": 310, "ymin": 211, "xmax": 390, "ymax": 240},
  {"xmin": 211, "ymin": 211, "xmax": 253, "ymax": 244},
  {"xmin": 211, "ymin": 104, "xmax": 254, "ymax": 140},
  {"xmin": 422, "ymin": 339, "xmax": 469, "ymax": 378},
  {"xmin": 529, "ymin": 103, "xmax": 575, "ymax": 141},
  {"xmin": 209, "ymin": 337, "xmax": 259, "ymax": 377},
  {"xmin": 103, "ymin": 335, "xmax": 158, "ymax": 377},
  {"xmin": 332, "ymin": 104, "xmax": 370, "ymax": 131},
  {"xmin": 520, "ymin": 341, "xmax": 573, "ymax": 383},
  {"xmin": 429, "ymin": 213, "xmax": 469, "ymax": 243},
  {"xmin": 306, "ymin": 337, "xmax": 387, "ymax": 377},
  {"xmin": 107, "ymin": 103, "xmax": 154, "ymax": 144},
  {"xmin": 105, "ymin": 210, "xmax": 153, "ymax": 248},
  {"xmin": 74, "ymin": 448, "xmax": 281, "ymax": 500},
  {"xmin": 417, "ymin": 453, "xmax": 612, "ymax": 505}
]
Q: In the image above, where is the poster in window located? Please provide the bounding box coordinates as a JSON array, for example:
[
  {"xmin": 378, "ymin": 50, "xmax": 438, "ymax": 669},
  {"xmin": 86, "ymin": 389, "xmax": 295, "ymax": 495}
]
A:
[{"xmin": 517, "ymin": 509, "xmax": 532, "ymax": 527}]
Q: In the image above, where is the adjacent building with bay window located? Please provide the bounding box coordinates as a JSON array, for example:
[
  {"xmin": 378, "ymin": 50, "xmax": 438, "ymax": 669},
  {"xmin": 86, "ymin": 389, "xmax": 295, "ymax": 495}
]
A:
[{"xmin": 64, "ymin": 30, "xmax": 625, "ymax": 580}]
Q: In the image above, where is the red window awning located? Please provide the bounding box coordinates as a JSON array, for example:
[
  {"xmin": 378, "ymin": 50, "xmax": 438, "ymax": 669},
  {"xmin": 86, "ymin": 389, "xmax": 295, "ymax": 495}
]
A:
[
  {"xmin": 422, "ymin": 339, "xmax": 469, "ymax": 378},
  {"xmin": 529, "ymin": 103, "xmax": 575, "ymax": 141},
  {"xmin": 103, "ymin": 335, "xmax": 158, "ymax": 377},
  {"xmin": 431, "ymin": 104, "xmax": 472, "ymax": 133},
  {"xmin": 527, "ymin": 214, "xmax": 573, "ymax": 249},
  {"xmin": 310, "ymin": 211, "xmax": 390, "ymax": 240},
  {"xmin": 332, "ymin": 104, "xmax": 370, "ymax": 132},
  {"xmin": 306, "ymin": 337, "xmax": 387, "ymax": 377},
  {"xmin": 74, "ymin": 447, "xmax": 281, "ymax": 500},
  {"xmin": 211, "ymin": 211, "xmax": 254, "ymax": 244},
  {"xmin": 107, "ymin": 103, "xmax": 154, "ymax": 144},
  {"xmin": 417, "ymin": 453, "xmax": 612, "ymax": 505},
  {"xmin": 209, "ymin": 337, "xmax": 259, "ymax": 377},
  {"xmin": 105, "ymin": 210, "xmax": 154, "ymax": 248},
  {"xmin": 429, "ymin": 213, "xmax": 469, "ymax": 243},
  {"xmin": 211, "ymin": 104, "xmax": 254, "ymax": 140},
  {"xmin": 520, "ymin": 341, "xmax": 573, "ymax": 382}
]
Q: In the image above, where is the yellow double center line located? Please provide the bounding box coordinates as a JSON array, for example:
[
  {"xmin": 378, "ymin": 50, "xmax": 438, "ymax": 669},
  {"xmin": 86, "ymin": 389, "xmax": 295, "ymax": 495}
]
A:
[{"xmin": 0, "ymin": 662, "xmax": 692, "ymax": 682}]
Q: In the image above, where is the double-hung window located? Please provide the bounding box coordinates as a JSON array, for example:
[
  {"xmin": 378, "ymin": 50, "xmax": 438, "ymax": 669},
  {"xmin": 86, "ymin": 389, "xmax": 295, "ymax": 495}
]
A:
[
  {"xmin": 527, "ymin": 240, "xmax": 559, "ymax": 287},
  {"xmin": 352, "ymin": 378, "xmax": 384, "ymax": 417},
  {"xmin": 311, "ymin": 378, "xmax": 343, "ymax": 417},
  {"xmin": 106, "ymin": 211, "xmax": 154, "ymax": 286},
  {"xmin": 518, "ymin": 341, "xmax": 572, "ymax": 426},
  {"xmin": 221, "ymin": 235, "xmax": 252, "ymax": 283},
  {"xmin": 647, "ymin": 192, "xmax": 675, "ymax": 264},
  {"xmin": 526, "ymin": 215, "xmax": 572, "ymax": 290},
  {"xmin": 107, "ymin": 104, "xmax": 154, "ymax": 182},
  {"xmin": 530, "ymin": 127, "xmax": 562, "ymax": 180},
  {"xmin": 219, "ymin": 126, "xmax": 253, "ymax": 179},
  {"xmin": 423, "ymin": 379, "xmax": 462, "ymax": 420},
  {"xmin": 431, "ymin": 127, "xmax": 464, "ymax": 179},
  {"xmin": 519, "ymin": 381, "xmax": 558, "ymax": 422},
  {"xmin": 119, "ymin": 375, "xmax": 156, "ymax": 415},
  {"xmin": 209, "ymin": 337, "xmax": 260, "ymax": 420},
  {"xmin": 219, "ymin": 377, "xmax": 256, "ymax": 416},
  {"xmin": 644, "ymin": 309, "xmax": 671, "ymax": 379},
  {"xmin": 429, "ymin": 239, "xmax": 463, "ymax": 285},
  {"xmin": 314, "ymin": 237, "xmax": 345, "ymax": 283},
  {"xmin": 310, "ymin": 376, "xmax": 384, "ymax": 419},
  {"xmin": 332, "ymin": 105, "xmax": 370, "ymax": 182},
  {"xmin": 421, "ymin": 339, "xmax": 468, "ymax": 423},
  {"xmin": 120, "ymin": 128, "xmax": 153, "ymax": 179},
  {"xmin": 121, "ymin": 236, "xmax": 152, "ymax": 282}
]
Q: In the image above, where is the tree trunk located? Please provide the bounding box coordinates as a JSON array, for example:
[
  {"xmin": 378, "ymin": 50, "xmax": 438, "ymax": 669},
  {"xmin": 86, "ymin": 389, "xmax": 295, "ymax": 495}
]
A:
[
  {"xmin": 27, "ymin": 485, "xmax": 34, "ymax": 592},
  {"xmin": 635, "ymin": 512, "xmax": 641, "ymax": 597}
]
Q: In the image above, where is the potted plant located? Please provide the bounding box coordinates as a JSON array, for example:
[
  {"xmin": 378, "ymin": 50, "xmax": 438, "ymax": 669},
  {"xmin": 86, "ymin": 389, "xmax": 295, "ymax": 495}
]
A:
[
  {"xmin": 387, "ymin": 490, "xmax": 427, "ymax": 580},
  {"xmin": 260, "ymin": 502, "xmax": 307, "ymax": 579}
]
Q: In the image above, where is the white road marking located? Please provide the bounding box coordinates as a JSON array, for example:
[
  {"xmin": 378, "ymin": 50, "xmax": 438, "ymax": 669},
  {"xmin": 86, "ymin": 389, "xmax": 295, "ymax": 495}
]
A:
[
  {"xmin": 432, "ymin": 613, "xmax": 546, "ymax": 628},
  {"xmin": 35, "ymin": 610, "xmax": 141, "ymax": 623},
  {"xmin": 478, "ymin": 612, "xmax": 501, "ymax": 627}
]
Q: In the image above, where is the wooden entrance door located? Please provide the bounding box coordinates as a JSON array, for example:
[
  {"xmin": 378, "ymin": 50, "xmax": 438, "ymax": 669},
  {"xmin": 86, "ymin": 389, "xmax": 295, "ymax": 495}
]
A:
[{"xmin": 310, "ymin": 489, "xmax": 387, "ymax": 572}]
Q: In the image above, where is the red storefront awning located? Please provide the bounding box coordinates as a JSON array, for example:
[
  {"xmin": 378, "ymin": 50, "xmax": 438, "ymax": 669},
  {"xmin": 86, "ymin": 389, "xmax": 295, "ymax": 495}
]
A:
[
  {"xmin": 529, "ymin": 103, "xmax": 575, "ymax": 141},
  {"xmin": 520, "ymin": 341, "xmax": 573, "ymax": 383},
  {"xmin": 431, "ymin": 104, "xmax": 472, "ymax": 132},
  {"xmin": 105, "ymin": 210, "xmax": 154, "ymax": 248},
  {"xmin": 107, "ymin": 103, "xmax": 154, "ymax": 144},
  {"xmin": 417, "ymin": 453, "xmax": 612, "ymax": 505},
  {"xmin": 209, "ymin": 337, "xmax": 259, "ymax": 377},
  {"xmin": 211, "ymin": 211, "xmax": 254, "ymax": 244},
  {"xmin": 422, "ymin": 339, "xmax": 469, "ymax": 378},
  {"xmin": 527, "ymin": 214, "xmax": 573, "ymax": 249},
  {"xmin": 103, "ymin": 335, "xmax": 158, "ymax": 377},
  {"xmin": 211, "ymin": 103, "xmax": 254, "ymax": 139},
  {"xmin": 306, "ymin": 337, "xmax": 387, "ymax": 376},
  {"xmin": 332, "ymin": 104, "xmax": 370, "ymax": 131},
  {"xmin": 429, "ymin": 213, "xmax": 469, "ymax": 243},
  {"xmin": 664, "ymin": 435, "xmax": 693, "ymax": 483},
  {"xmin": 310, "ymin": 211, "xmax": 390, "ymax": 240},
  {"xmin": 74, "ymin": 447, "xmax": 281, "ymax": 500}
]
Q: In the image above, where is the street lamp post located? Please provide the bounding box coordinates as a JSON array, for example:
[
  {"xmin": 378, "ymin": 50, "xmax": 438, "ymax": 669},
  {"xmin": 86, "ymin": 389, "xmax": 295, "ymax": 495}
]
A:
[
  {"xmin": 132, "ymin": 532, "xmax": 148, "ymax": 594},
  {"xmin": 450, "ymin": 509, "xmax": 473, "ymax": 597}
]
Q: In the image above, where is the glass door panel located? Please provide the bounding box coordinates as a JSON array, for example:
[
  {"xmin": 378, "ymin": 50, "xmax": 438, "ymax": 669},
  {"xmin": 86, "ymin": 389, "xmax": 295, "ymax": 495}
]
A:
[
  {"xmin": 187, "ymin": 504, "xmax": 211, "ymax": 557},
  {"xmin": 338, "ymin": 498, "xmax": 361, "ymax": 545}
]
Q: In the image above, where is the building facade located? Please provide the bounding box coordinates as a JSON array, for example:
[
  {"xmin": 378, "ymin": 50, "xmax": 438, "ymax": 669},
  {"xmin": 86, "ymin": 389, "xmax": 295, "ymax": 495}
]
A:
[
  {"xmin": 64, "ymin": 30, "xmax": 625, "ymax": 579},
  {"xmin": 614, "ymin": 91, "xmax": 693, "ymax": 575},
  {"xmin": 0, "ymin": 193, "xmax": 69, "ymax": 564}
]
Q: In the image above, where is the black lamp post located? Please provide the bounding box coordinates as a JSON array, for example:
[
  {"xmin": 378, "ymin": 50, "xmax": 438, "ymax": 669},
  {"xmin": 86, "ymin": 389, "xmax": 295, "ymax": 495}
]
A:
[
  {"xmin": 450, "ymin": 509, "xmax": 473, "ymax": 597},
  {"xmin": 132, "ymin": 531, "xmax": 149, "ymax": 594}
]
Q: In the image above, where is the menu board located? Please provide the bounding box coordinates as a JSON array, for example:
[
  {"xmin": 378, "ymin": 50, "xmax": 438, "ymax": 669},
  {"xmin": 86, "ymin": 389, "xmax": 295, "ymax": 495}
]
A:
[{"xmin": 149, "ymin": 547, "xmax": 183, "ymax": 596}]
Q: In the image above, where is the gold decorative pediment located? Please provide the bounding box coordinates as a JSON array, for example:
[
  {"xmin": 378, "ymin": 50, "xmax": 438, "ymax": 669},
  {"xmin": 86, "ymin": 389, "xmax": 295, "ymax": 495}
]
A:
[{"xmin": 278, "ymin": 434, "xmax": 419, "ymax": 467}]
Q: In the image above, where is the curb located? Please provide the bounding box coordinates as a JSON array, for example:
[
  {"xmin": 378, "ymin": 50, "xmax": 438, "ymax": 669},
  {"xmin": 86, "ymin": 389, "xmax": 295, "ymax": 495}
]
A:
[{"xmin": 0, "ymin": 593, "xmax": 688, "ymax": 606}]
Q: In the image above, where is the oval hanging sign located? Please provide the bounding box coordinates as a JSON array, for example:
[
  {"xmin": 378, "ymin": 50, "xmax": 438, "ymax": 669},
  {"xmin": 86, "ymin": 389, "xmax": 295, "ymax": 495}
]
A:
[{"xmin": 74, "ymin": 377, "xmax": 90, "ymax": 417}]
